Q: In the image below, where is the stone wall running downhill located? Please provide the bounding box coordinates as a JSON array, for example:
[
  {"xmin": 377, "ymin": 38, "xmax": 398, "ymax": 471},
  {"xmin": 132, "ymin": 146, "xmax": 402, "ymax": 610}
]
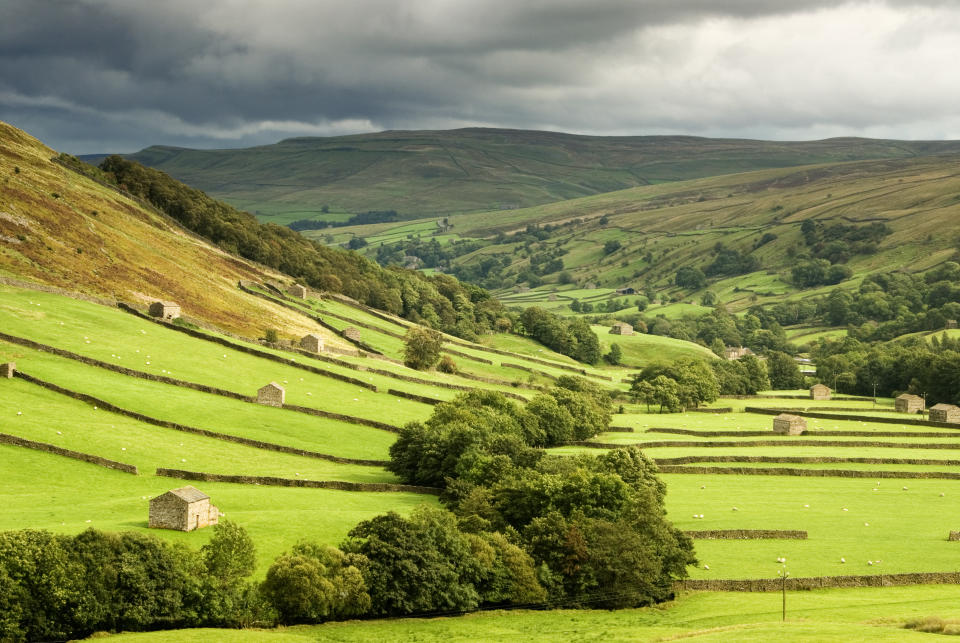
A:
[
  {"xmin": 14, "ymin": 371, "xmax": 391, "ymax": 465},
  {"xmin": 0, "ymin": 431, "xmax": 138, "ymax": 474},
  {"xmin": 156, "ymin": 468, "xmax": 441, "ymax": 495},
  {"xmin": 501, "ymin": 362, "xmax": 559, "ymax": 381},
  {"xmin": 387, "ymin": 389, "xmax": 444, "ymax": 405}
]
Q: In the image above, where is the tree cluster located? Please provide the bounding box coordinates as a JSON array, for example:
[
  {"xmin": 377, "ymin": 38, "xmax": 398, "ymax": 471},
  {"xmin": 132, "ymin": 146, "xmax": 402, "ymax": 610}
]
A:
[{"xmin": 519, "ymin": 307, "xmax": 602, "ymax": 363}]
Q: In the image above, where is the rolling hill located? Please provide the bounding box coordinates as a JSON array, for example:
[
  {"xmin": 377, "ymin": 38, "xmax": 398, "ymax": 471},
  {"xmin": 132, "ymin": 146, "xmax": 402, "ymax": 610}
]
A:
[{"xmin": 119, "ymin": 128, "xmax": 960, "ymax": 221}]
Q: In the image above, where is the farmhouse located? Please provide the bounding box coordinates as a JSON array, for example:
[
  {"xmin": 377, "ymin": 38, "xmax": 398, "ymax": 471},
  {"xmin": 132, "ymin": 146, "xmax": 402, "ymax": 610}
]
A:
[
  {"xmin": 0, "ymin": 362, "xmax": 14, "ymax": 378},
  {"xmin": 149, "ymin": 486, "xmax": 219, "ymax": 532},
  {"xmin": 930, "ymin": 403, "xmax": 960, "ymax": 423},
  {"xmin": 810, "ymin": 383, "xmax": 832, "ymax": 400},
  {"xmin": 288, "ymin": 283, "xmax": 308, "ymax": 299},
  {"xmin": 724, "ymin": 346, "xmax": 753, "ymax": 360},
  {"xmin": 300, "ymin": 333, "xmax": 324, "ymax": 353},
  {"xmin": 895, "ymin": 393, "xmax": 925, "ymax": 414},
  {"xmin": 257, "ymin": 382, "xmax": 285, "ymax": 407},
  {"xmin": 609, "ymin": 321, "xmax": 634, "ymax": 335},
  {"xmin": 148, "ymin": 301, "xmax": 180, "ymax": 320},
  {"xmin": 773, "ymin": 413, "xmax": 807, "ymax": 435},
  {"xmin": 615, "ymin": 286, "xmax": 637, "ymax": 295},
  {"xmin": 342, "ymin": 327, "xmax": 362, "ymax": 342}
]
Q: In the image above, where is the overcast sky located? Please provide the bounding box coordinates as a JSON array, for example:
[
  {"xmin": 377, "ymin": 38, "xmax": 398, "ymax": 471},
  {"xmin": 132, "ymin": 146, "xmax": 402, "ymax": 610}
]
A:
[{"xmin": 3, "ymin": 0, "xmax": 960, "ymax": 154}]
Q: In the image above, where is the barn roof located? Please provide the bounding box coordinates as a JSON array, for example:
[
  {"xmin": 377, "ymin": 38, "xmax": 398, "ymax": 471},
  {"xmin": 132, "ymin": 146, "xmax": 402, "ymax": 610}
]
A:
[
  {"xmin": 774, "ymin": 413, "xmax": 804, "ymax": 422},
  {"xmin": 259, "ymin": 381, "xmax": 284, "ymax": 392},
  {"xmin": 896, "ymin": 393, "xmax": 923, "ymax": 400},
  {"xmin": 931, "ymin": 403, "xmax": 959, "ymax": 411},
  {"xmin": 165, "ymin": 486, "xmax": 209, "ymax": 503}
]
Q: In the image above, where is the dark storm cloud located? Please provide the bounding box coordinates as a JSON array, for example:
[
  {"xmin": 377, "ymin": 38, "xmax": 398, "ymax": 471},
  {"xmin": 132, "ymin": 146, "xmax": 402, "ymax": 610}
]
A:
[{"xmin": 1, "ymin": 0, "xmax": 958, "ymax": 153}]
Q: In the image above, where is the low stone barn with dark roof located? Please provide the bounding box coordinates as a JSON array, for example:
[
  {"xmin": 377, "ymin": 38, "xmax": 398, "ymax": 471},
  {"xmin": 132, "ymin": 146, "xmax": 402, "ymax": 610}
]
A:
[
  {"xmin": 930, "ymin": 403, "xmax": 960, "ymax": 423},
  {"xmin": 300, "ymin": 333, "xmax": 324, "ymax": 353},
  {"xmin": 0, "ymin": 362, "xmax": 14, "ymax": 378},
  {"xmin": 810, "ymin": 383, "xmax": 832, "ymax": 400},
  {"xmin": 148, "ymin": 301, "xmax": 181, "ymax": 320},
  {"xmin": 342, "ymin": 327, "xmax": 362, "ymax": 342},
  {"xmin": 895, "ymin": 393, "xmax": 925, "ymax": 414},
  {"xmin": 773, "ymin": 413, "xmax": 807, "ymax": 435},
  {"xmin": 288, "ymin": 284, "xmax": 308, "ymax": 299},
  {"xmin": 947, "ymin": 320, "xmax": 958, "ymax": 330},
  {"xmin": 609, "ymin": 321, "xmax": 634, "ymax": 335},
  {"xmin": 149, "ymin": 486, "xmax": 219, "ymax": 532},
  {"xmin": 257, "ymin": 382, "xmax": 285, "ymax": 407}
]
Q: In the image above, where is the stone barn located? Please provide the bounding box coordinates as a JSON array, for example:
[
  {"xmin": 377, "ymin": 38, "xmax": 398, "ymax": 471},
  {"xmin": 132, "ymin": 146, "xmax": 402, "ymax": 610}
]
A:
[
  {"xmin": 895, "ymin": 393, "xmax": 925, "ymax": 414},
  {"xmin": 342, "ymin": 327, "xmax": 362, "ymax": 342},
  {"xmin": 724, "ymin": 346, "xmax": 752, "ymax": 361},
  {"xmin": 609, "ymin": 321, "xmax": 634, "ymax": 335},
  {"xmin": 0, "ymin": 362, "xmax": 14, "ymax": 378},
  {"xmin": 148, "ymin": 301, "xmax": 181, "ymax": 320},
  {"xmin": 257, "ymin": 382, "xmax": 285, "ymax": 407},
  {"xmin": 300, "ymin": 333, "xmax": 324, "ymax": 353},
  {"xmin": 288, "ymin": 284, "xmax": 308, "ymax": 299},
  {"xmin": 149, "ymin": 486, "xmax": 219, "ymax": 532},
  {"xmin": 615, "ymin": 287, "xmax": 637, "ymax": 295},
  {"xmin": 773, "ymin": 413, "xmax": 807, "ymax": 435},
  {"xmin": 947, "ymin": 320, "xmax": 958, "ymax": 330},
  {"xmin": 930, "ymin": 403, "xmax": 960, "ymax": 423},
  {"xmin": 810, "ymin": 383, "xmax": 832, "ymax": 400}
]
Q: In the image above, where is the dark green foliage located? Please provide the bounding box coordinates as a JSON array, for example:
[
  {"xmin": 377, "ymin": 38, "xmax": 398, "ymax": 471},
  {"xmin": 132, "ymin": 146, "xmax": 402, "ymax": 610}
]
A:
[
  {"xmin": 199, "ymin": 521, "xmax": 258, "ymax": 627},
  {"xmin": 704, "ymin": 246, "xmax": 760, "ymax": 277},
  {"xmin": 97, "ymin": 156, "xmax": 502, "ymax": 339},
  {"xmin": 603, "ymin": 240, "xmax": 622, "ymax": 255},
  {"xmin": 633, "ymin": 359, "xmax": 720, "ymax": 411},
  {"xmin": 520, "ymin": 307, "xmax": 601, "ymax": 363},
  {"xmin": 342, "ymin": 507, "xmax": 483, "ymax": 616},
  {"xmin": 604, "ymin": 342, "xmax": 622, "ymax": 365},
  {"xmin": 801, "ymin": 219, "xmax": 892, "ymax": 261},
  {"xmin": 263, "ymin": 328, "xmax": 279, "ymax": 343},
  {"xmin": 262, "ymin": 544, "xmax": 369, "ymax": 624},
  {"xmin": 289, "ymin": 210, "xmax": 399, "ymax": 230},
  {"xmin": 711, "ymin": 354, "xmax": 770, "ymax": 394},
  {"xmin": 402, "ymin": 327, "xmax": 443, "ymax": 370},
  {"xmin": 346, "ymin": 237, "xmax": 368, "ymax": 250},
  {"xmin": 437, "ymin": 354, "xmax": 458, "ymax": 373},
  {"xmin": 675, "ymin": 266, "xmax": 707, "ymax": 289},
  {"xmin": 767, "ymin": 350, "xmax": 804, "ymax": 389}
]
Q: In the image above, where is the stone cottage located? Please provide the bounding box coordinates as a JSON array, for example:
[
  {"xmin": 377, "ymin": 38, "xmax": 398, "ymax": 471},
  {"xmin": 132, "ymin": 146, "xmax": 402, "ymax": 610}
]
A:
[
  {"xmin": 810, "ymin": 383, "xmax": 832, "ymax": 400},
  {"xmin": 615, "ymin": 286, "xmax": 637, "ymax": 295},
  {"xmin": 930, "ymin": 403, "xmax": 960, "ymax": 423},
  {"xmin": 724, "ymin": 346, "xmax": 752, "ymax": 361},
  {"xmin": 0, "ymin": 362, "xmax": 14, "ymax": 378},
  {"xmin": 342, "ymin": 327, "xmax": 362, "ymax": 342},
  {"xmin": 257, "ymin": 382, "xmax": 285, "ymax": 407},
  {"xmin": 148, "ymin": 301, "xmax": 181, "ymax": 320},
  {"xmin": 288, "ymin": 284, "xmax": 308, "ymax": 299},
  {"xmin": 609, "ymin": 321, "xmax": 634, "ymax": 335},
  {"xmin": 947, "ymin": 320, "xmax": 958, "ymax": 330},
  {"xmin": 149, "ymin": 486, "xmax": 219, "ymax": 532},
  {"xmin": 300, "ymin": 333, "xmax": 324, "ymax": 353},
  {"xmin": 773, "ymin": 413, "xmax": 807, "ymax": 435},
  {"xmin": 895, "ymin": 393, "xmax": 925, "ymax": 414}
]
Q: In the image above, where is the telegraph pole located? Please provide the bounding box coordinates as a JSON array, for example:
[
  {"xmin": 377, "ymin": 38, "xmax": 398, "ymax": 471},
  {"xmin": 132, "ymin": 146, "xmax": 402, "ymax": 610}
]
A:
[{"xmin": 778, "ymin": 565, "xmax": 789, "ymax": 621}]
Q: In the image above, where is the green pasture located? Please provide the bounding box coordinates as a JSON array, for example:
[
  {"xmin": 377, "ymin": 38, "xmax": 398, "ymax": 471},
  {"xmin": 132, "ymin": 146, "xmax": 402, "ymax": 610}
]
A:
[
  {"xmin": 105, "ymin": 585, "xmax": 960, "ymax": 641},
  {"xmin": 0, "ymin": 344, "xmax": 397, "ymax": 461},
  {"xmin": 2, "ymin": 377, "xmax": 395, "ymax": 483},
  {"xmin": 0, "ymin": 446, "xmax": 435, "ymax": 577},
  {"xmin": 592, "ymin": 325, "xmax": 716, "ymax": 366}
]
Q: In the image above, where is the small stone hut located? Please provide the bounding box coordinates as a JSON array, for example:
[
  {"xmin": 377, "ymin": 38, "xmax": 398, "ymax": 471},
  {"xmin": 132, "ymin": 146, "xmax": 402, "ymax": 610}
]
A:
[
  {"xmin": 947, "ymin": 320, "xmax": 958, "ymax": 330},
  {"xmin": 930, "ymin": 403, "xmax": 960, "ymax": 424},
  {"xmin": 300, "ymin": 333, "xmax": 324, "ymax": 353},
  {"xmin": 149, "ymin": 486, "xmax": 219, "ymax": 532},
  {"xmin": 257, "ymin": 382, "xmax": 285, "ymax": 407},
  {"xmin": 148, "ymin": 301, "xmax": 181, "ymax": 320},
  {"xmin": 810, "ymin": 383, "xmax": 832, "ymax": 400},
  {"xmin": 895, "ymin": 393, "xmax": 925, "ymax": 414},
  {"xmin": 724, "ymin": 346, "xmax": 752, "ymax": 361},
  {"xmin": 0, "ymin": 362, "xmax": 14, "ymax": 378},
  {"xmin": 773, "ymin": 413, "xmax": 807, "ymax": 435},
  {"xmin": 288, "ymin": 284, "xmax": 308, "ymax": 299},
  {"xmin": 609, "ymin": 321, "xmax": 634, "ymax": 336},
  {"xmin": 616, "ymin": 286, "xmax": 637, "ymax": 295},
  {"xmin": 342, "ymin": 327, "xmax": 362, "ymax": 342}
]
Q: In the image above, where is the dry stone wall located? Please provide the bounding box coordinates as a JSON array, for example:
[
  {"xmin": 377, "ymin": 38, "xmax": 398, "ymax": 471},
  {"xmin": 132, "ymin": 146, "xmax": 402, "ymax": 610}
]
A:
[
  {"xmin": 156, "ymin": 468, "xmax": 442, "ymax": 495},
  {"xmin": 0, "ymin": 431, "xmax": 138, "ymax": 474}
]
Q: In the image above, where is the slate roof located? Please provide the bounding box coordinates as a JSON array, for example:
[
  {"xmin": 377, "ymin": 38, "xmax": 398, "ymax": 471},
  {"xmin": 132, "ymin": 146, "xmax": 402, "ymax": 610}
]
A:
[{"xmin": 166, "ymin": 486, "xmax": 209, "ymax": 503}]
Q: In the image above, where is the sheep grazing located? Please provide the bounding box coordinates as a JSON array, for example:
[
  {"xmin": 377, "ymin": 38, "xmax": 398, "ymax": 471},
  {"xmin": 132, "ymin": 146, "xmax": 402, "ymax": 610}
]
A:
[
  {"xmin": 840, "ymin": 557, "xmax": 846, "ymax": 563},
  {"xmin": 703, "ymin": 564, "xmax": 710, "ymax": 570}
]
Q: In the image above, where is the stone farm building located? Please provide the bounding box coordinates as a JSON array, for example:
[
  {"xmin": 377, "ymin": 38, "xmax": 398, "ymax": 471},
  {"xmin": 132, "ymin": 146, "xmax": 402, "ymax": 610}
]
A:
[
  {"xmin": 148, "ymin": 301, "xmax": 180, "ymax": 320},
  {"xmin": 930, "ymin": 403, "xmax": 960, "ymax": 423},
  {"xmin": 895, "ymin": 393, "xmax": 925, "ymax": 414},
  {"xmin": 947, "ymin": 320, "xmax": 958, "ymax": 330},
  {"xmin": 615, "ymin": 286, "xmax": 637, "ymax": 295},
  {"xmin": 810, "ymin": 384, "xmax": 832, "ymax": 400},
  {"xmin": 288, "ymin": 284, "xmax": 308, "ymax": 299},
  {"xmin": 609, "ymin": 321, "xmax": 634, "ymax": 335},
  {"xmin": 724, "ymin": 346, "xmax": 752, "ymax": 360},
  {"xmin": 773, "ymin": 413, "xmax": 807, "ymax": 435},
  {"xmin": 1, "ymin": 362, "xmax": 14, "ymax": 378},
  {"xmin": 342, "ymin": 327, "xmax": 362, "ymax": 342},
  {"xmin": 257, "ymin": 382, "xmax": 285, "ymax": 407},
  {"xmin": 300, "ymin": 333, "xmax": 324, "ymax": 353},
  {"xmin": 149, "ymin": 486, "xmax": 219, "ymax": 532}
]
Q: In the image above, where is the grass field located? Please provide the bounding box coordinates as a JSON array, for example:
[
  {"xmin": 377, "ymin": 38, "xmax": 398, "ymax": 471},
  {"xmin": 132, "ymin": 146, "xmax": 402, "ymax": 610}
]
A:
[{"xmin": 105, "ymin": 585, "xmax": 960, "ymax": 641}]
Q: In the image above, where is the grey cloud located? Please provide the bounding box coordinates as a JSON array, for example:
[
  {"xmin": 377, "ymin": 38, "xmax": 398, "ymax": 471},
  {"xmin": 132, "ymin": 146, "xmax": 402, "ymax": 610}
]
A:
[{"xmin": 1, "ymin": 0, "xmax": 959, "ymax": 153}]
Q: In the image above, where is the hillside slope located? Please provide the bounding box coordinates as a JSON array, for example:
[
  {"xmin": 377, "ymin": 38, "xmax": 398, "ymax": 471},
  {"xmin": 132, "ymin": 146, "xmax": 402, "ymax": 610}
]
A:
[
  {"xmin": 122, "ymin": 128, "xmax": 960, "ymax": 220},
  {"xmin": 0, "ymin": 121, "xmax": 319, "ymax": 337}
]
